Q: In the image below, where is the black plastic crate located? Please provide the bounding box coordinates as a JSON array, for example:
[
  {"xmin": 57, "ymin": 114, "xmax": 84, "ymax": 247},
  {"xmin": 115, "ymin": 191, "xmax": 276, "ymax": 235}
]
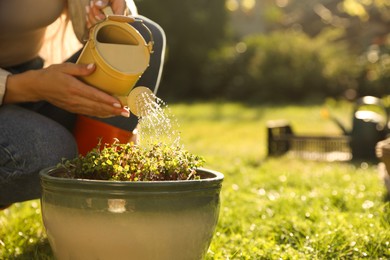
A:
[{"xmin": 267, "ymin": 120, "xmax": 352, "ymax": 161}]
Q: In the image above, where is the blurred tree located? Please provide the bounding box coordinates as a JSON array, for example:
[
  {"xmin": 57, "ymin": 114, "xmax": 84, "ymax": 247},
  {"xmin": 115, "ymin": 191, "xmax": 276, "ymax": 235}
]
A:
[
  {"xmin": 135, "ymin": 0, "xmax": 228, "ymax": 100},
  {"xmin": 135, "ymin": 0, "xmax": 388, "ymax": 100},
  {"xmin": 226, "ymin": 0, "xmax": 390, "ymax": 99},
  {"xmin": 262, "ymin": 0, "xmax": 390, "ymax": 52},
  {"xmin": 200, "ymin": 29, "xmax": 360, "ymax": 102}
]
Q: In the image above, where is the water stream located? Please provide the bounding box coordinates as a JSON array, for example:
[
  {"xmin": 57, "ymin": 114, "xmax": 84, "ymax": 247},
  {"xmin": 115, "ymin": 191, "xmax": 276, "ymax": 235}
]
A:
[{"xmin": 134, "ymin": 91, "xmax": 182, "ymax": 149}]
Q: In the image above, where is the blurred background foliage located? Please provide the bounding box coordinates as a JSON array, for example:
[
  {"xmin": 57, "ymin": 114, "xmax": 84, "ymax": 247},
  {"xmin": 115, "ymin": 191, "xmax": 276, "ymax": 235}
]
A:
[{"xmin": 135, "ymin": 0, "xmax": 390, "ymax": 102}]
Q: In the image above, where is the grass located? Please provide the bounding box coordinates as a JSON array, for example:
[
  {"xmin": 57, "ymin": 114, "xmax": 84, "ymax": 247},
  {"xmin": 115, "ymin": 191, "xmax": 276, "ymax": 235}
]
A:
[{"xmin": 1, "ymin": 99, "xmax": 389, "ymax": 259}]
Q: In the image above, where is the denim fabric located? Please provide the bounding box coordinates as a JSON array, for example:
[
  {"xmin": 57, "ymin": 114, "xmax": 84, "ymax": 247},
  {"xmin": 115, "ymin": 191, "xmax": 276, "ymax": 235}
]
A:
[
  {"xmin": 0, "ymin": 57, "xmax": 78, "ymax": 204},
  {"xmin": 0, "ymin": 105, "xmax": 78, "ymax": 204}
]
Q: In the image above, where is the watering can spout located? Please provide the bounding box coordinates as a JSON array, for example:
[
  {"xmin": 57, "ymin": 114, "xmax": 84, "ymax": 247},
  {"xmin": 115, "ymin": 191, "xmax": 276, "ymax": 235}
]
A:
[
  {"xmin": 331, "ymin": 117, "xmax": 349, "ymax": 136},
  {"xmin": 120, "ymin": 87, "xmax": 154, "ymax": 117},
  {"xmin": 321, "ymin": 108, "xmax": 349, "ymax": 135}
]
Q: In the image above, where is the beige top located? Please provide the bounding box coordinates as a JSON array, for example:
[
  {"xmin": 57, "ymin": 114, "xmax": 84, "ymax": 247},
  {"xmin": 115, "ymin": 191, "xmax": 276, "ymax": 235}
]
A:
[
  {"xmin": 0, "ymin": 0, "xmax": 66, "ymax": 67},
  {"xmin": 0, "ymin": 0, "xmax": 67, "ymax": 103}
]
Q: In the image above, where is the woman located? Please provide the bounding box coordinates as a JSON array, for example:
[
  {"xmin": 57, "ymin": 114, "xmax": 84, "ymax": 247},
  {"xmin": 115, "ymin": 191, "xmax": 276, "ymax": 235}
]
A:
[{"xmin": 0, "ymin": 0, "xmax": 143, "ymax": 207}]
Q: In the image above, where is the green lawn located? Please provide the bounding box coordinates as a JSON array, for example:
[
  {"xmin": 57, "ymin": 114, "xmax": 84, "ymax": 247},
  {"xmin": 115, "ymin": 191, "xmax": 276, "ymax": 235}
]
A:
[{"xmin": 1, "ymin": 100, "xmax": 389, "ymax": 259}]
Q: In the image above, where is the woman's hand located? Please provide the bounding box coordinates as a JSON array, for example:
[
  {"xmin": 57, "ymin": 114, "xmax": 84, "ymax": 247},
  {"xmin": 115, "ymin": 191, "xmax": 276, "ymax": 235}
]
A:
[
  {"xmin": 4, "ymin": 63, "xmax": 130, "ymax": 118},
  {"xmin": 86, "ymin": 0, "xmax": 127, "ymax": 28}
]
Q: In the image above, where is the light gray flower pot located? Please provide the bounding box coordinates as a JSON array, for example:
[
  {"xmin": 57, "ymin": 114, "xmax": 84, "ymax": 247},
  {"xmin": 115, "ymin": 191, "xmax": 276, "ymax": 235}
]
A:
[{"xmin": 40, "ymin": 167, "xmax": 223, "ymax": 260}]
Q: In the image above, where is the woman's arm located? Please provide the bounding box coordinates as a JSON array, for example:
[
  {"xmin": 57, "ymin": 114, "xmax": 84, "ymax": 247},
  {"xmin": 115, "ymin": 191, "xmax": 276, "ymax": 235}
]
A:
[{"xmin": 3, "ymin": 63, "xmax": 130, "ymax": 118}]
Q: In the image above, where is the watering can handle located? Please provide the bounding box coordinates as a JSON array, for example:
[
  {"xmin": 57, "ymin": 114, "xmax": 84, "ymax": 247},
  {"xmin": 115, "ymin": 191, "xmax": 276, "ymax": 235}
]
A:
[
  {"xmin": 102, "ymin": 6, "xmax": 114, "ymax": 15},
  {"xmin": 102, "ymin": 6, "xmax": 136, "ymax": 23},
  {"xmin": 101, "ymin": 6, "xmax": 154, "ymax": 53}
]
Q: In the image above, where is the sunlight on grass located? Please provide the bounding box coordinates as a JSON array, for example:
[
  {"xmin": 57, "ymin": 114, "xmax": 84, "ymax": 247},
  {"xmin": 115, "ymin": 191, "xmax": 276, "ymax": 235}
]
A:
[
  {"xmin": 207, "ymin": 157, "xmax": 389, "ymax": 259},
  {"xmin": 1, "ymin": 100, "xmax": 389, "ymax": 259},
  {"xmin": 0, "ymin": 202, "xmax": 52, "ymax": 259}
]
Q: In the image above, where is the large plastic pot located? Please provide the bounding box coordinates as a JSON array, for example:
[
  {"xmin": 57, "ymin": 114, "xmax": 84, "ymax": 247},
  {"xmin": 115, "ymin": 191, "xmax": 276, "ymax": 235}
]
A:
[{"xmin": 40, "ymin": 167, "xmax": 223, "ymax": 260}]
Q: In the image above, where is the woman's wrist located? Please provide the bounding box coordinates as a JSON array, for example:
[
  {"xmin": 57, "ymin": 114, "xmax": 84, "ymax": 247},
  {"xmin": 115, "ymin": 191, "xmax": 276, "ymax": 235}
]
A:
[{"xmin": 3, "ymin": 70, "xmax": 40, "ymax": 104}]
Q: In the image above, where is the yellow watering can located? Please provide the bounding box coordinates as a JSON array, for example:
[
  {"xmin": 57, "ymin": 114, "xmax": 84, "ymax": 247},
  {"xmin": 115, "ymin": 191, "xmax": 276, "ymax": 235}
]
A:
[
  {"xmin": 76, "ymin": 6, "xmax": 154, "ymax": 114},
  {"xmin": 74, "ymin": 7, "xmax": 157, "ymax": 155}
]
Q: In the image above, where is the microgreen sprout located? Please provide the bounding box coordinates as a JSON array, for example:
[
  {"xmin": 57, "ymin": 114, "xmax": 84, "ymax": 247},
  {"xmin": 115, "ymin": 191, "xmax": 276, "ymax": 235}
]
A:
[{"xmin": 59, "ymin": 141, "xmax": 205, "ymax": 181}]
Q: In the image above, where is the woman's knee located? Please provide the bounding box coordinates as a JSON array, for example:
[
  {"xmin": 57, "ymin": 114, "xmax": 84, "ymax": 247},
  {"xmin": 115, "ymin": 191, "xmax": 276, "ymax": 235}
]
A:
[
  {"xmin": 0, "ymin": 105, "xmax": 77, "ymax": 168},
  {"xmin": 0, "ymin": 105, "xmax": 77, "ymax": 203}
]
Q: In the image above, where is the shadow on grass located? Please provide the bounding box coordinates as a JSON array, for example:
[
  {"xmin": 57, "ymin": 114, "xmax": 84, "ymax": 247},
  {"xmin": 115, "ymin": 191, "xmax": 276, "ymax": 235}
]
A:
[{"xmin": 14, "ymin": 239, "xmax": 54, "ymax": 260}]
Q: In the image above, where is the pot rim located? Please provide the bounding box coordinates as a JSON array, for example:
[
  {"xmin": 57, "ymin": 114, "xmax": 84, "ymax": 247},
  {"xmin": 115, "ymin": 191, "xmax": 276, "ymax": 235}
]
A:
[
  {"xmin": 40, "ymin": 167, "xmax": 223, "ymax": 183},
  {"xmin": 40, "ymin": 167, "xmax": 224, "ymax": 194}
]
